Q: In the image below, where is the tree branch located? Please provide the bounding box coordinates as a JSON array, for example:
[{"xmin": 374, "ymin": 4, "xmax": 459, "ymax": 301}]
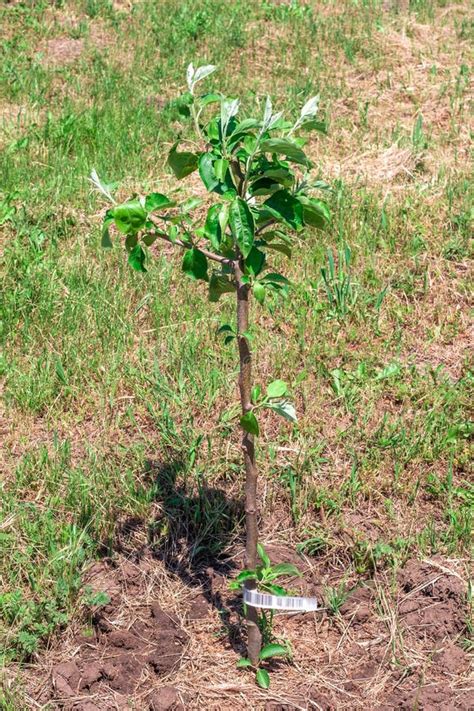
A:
[
  {"xmin": 235, "ymin": 257, "xmax": 262, "ymax": 665},
  {"xmin": 147, "ymin": 228, "xmax": 231, "ymax": 265},
  {"xmin": 255, "ymin": 219, "xmax": 277, "ymax": 236}
]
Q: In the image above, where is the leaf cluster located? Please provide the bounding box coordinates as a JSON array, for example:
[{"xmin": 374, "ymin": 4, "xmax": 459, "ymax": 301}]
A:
[
  {"xmin": 229, "ymin": 542, "xmax": 301, "ymax": 595},
  {"xmin": 93, "ymin": 64, "xmax": 330, "ymax": 309},
  {"xmin": 239, "ymin": 379, "xmax": 297, "ymax": 436},
  {"xmin": 232, "ymin": 543, "xmax": 299, "ymax": 688}
]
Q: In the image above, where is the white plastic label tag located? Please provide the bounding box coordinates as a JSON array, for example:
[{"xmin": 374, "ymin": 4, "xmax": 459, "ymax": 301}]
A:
[{"xmin": 243, "ymin": 588, "xmax": 318, "ymax": 612}]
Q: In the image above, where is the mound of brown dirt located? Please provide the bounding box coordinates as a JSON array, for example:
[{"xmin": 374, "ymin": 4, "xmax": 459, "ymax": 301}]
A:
[
  {"xmin": 397, "ymin": 558, "xmax": 467, "ymax": 642},
  {"xmin": 386, "ymin": 683, "xmax": 472, "ymax": 710},
  {"xmin": 340, "ymin": 585, "xmax": 374, "ymax": 626},
  {"xmin": 45, "ymin": 560, "xmax": 187, "ymax": 709}
]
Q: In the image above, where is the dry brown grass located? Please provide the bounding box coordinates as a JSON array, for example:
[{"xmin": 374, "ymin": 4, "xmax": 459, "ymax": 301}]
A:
[{"xmin": 1, "ymin": 0, "xmax": 473, "ymax": 708}]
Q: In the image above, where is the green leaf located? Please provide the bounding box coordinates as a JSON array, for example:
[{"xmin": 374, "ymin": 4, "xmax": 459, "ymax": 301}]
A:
[
  {"xmin": 264, "ymin": 583, "xmax": 287, "ymax": 596},
  {"xmin": 187, "ymin": 63, "xmax": 216, "ymax": 93},
  {"xmin": 258, "ymin": 229, "xmax": 291, "ymax": 244},
  {"xmin": 268, "ymin": 400, "xmax": 297, "ymax": 423},
  {"xmin": 257, "ymin": 543, "xmax": 271, "ymax": 567},
  {"xmin": 180, "ymin": 196, "xmax": 203, "ymax": 213},
  {"xmin": 237, "ymin": 658, "xmax": 253, "ymax": 669},
  {"xmin": 241, "ymin": 134, "xmax": 257, "ymax": 156},
  {"xmin": 101, "ymin": 211, "xmax": 114, "ymax": 248},
  {"xmin": 142, "ymin": 232, "xmax": 158, "ymax": 246},
  {"xmin": 298, "ymin": 196, "xmax": 330, "ymax": 229},
  {"xmin": 249, "ymin": 177, "xmax": 281, "ymax": 197},
  {"xmin": 253, "ymin": 282, "xmax": 265, "ymax": 304},
  {"xmin": 258, "ymin": 167, "xmax": 294, "ymax": 187},
  {"xmin": 259, "ymin": 644, "xmax": 288, "ymax": 661},
  {"xmin": 125, "ymin": 233, "xmax": 138, "ymax": 251},
  {"xmin": 168, "ymin": 142, "xmax": 199, "ymax": 179},
  {"xmin": 217, "ymin": 324, "xmax": 234, "ymax": 335},
  {"xmin": 300, "ymin": 118, "xmax": 327, "ymax": 134},
  {"xmin": 128, "ymin": 244, "xmax": 147, "ymax": 272},
  {"xmin": 267, "ymin": 562, "xmax": 301, "ymax": 578},
  {"xmin": 266, "ymin": 380, "xmax": 287, "ymax": 398},
  {"xmin": 89, "ymin": 168, "xmax": 117, "ymax": 203},
  {"xmin": 251, "ymin": 385, "xmax": 262, "ymax": 404},
  {"xmin": 256, "ymin": 668, "xmax": 270, "ymax": 689},
  {"xmin": 299, "ymin": 95, "xmax": 320, "ymax": 120},
  {"xmin": 261, "ymin": 273, "xmax": 290, "ymax": 289},
  {"xmin": 145, "ymin": 192, "xmax": 175, "ymax": 212},
  {"xmin": 231, "ymin": 118, "xmax": 260, "ymax": 135},
  {"xmin": 245, "ymin": 247, "xmax": 265, "ymax": 276},
  {"xmin": 218, "ymin": 201, "xmax": 230, "ymax": 237},
  {"xmin": 205, "ymin": 117, "xmax": 220, "ymax": 143},
  {"xmin": 199, "ymin": 92, "xmax": 222, "ymax": 106},
  {"xmin": 263, "ymin": 242, "xmax": 292, "ymax": 259},
  {"xmin": 172, "ymin": 91, "xmax": 194, "ymax": 117},
  {"xmin": 112, "ymin": 200, "xmax": 147, "ymax": 235},
  {"xmin": 234, "ymin": 569, "xmax": 258, "ymax": 583},
  {"xmin": 240, "ymin": 411, "xmax": 259, "ymax": 436},
  {"xmin": 229, "ymin": 197, "xmax": 255, "ymax": 257},
  {"xmin": 221, "ymin": 98, "xmax": 240, "ymax": 129},
  {"xmin": 204, "ymin": 204, "xmax": 223, "ymax": 251},
  {"xmin": 168, "ymin": 225, "xmax": 179, "ymax": 242},
  {"xmin": 259, "ymin": 138, "xmax": 309, "ymax": 167},
  {"xmin": 214, "ymin": 158, "xmax": 229, "ymax": 183},
  {"xmin": 182, "ymin": 248, "xmax": 208, "ymax": 281},
  {"xmin": 198, "ymin": 152, "xmax": 220, "ymax": 192},
  {"xmin": 199, "ymin": 153, "xmax": 235, "ymax": 195},
  {"xmin": 263, "ymin": 190, "xmax": 303, "ymax": 231},
  {"xmin": 209, "ymin": 272, "xmax": 235, "ymax": 302}
]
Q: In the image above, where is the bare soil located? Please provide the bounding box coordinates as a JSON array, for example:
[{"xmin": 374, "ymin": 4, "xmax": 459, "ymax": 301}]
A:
[
  {"xmin": 33, "ymin": 559, "xmax": 187, "ymax": 710},
  {"xmin": 24, "ymin": 543, "xmax": 473, "ymax": 710}
]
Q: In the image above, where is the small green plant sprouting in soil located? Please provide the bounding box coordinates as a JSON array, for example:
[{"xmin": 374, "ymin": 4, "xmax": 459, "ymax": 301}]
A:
[
  {"xmin": 91, "ymin": 63, "xmax": 330, "ymax": 666},
  {"xmin": 230, "ymin": 544, "xmax": 299, "ymax": 688},
  {"xmin": 324, "ymin": 581, "xmax": 350, "ymax": 616},
  {"xmin": 320, "ymin": 241, "xmax": 358, "ymax": 319}
]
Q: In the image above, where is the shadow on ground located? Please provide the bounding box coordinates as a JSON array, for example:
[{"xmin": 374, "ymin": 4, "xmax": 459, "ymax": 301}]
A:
[{"xmin": 115, "ymin": 458, "xmax": 246, "ymax": 651}]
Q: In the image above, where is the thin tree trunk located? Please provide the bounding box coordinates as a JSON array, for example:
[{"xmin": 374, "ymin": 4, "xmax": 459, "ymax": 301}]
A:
[{"xmin": 235, "ymin": 259, "xmax": 262, "ymax": 665}]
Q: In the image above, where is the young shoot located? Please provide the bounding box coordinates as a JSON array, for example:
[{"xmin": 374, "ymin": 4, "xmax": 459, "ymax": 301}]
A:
[{"xmin": 91, "ymin": 63, "xmax": 330, "ymax": 668}]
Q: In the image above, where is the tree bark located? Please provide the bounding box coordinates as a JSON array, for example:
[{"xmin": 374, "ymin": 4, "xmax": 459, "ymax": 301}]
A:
[{"xmin": 235, "ymin": 259, "xmax": 262, "ymax": 665}]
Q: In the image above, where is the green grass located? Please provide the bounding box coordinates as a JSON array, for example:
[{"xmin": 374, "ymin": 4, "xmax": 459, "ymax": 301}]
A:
[{"xmin": 1, "ymin": 0, "xmax": 472, "ymax": 673}]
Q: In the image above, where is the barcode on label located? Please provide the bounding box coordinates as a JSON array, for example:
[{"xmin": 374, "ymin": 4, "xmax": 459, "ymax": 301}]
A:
[{"xmin": 243, "ymin": 588, "xmax": 318, "ymax": 612}]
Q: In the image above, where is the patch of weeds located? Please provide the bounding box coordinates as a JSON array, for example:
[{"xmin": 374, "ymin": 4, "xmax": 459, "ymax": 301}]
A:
[
  {"xmin": 85, "ymin": 0, "xmax": 114, "ymax": 19},
  {"xmin": 443, "ymin": 504, "xmax": 472, "ymax": 554},
  {"xmin": 324, "ymin": 581, "xmax": 350, "ymax": 615},
  {"xmin": 417, "ymin": 518, "xmax": 440, "ymax": 556},
  {"xmin": 0, "ymin": 503, "xmax": 92, "ymax": 662},
  {"xmin": 412, "ymin": 113, "xmax": 428, "ymax": 151},
  {"xmin": 0, "ymin": 681, "xmax": 25, "ymax": 711},
  {"xmin": 442, "ymin": 238, "xmax": 470, "ymax": 261},
  {"xmin": 296, "ymin": 528, "xmax": 329, "ymax": 556},
  {"xmin": 262, "ymin": 0, "xmax": 313, "ymax": 22},
  {"xmin": 320, "ymin": 242, "xmax": 358, "ymax": 320},
  {"xmin": 279, "ymin": 467, "xmax": 304, "ymax": 523},
  {"xmin": 350, "ymin": 538, "xmax": 411, "ymax": 575},
  {"xmin": 310, "ymin": 486, "xmax": 342, "ymax": 519},
  {"xmin": 327, "ymin": 362, "xmax": 371, "ymax": 413},
  {"xmin": 0, "ymin": 441, "xmax": 151, "ymax": 661},
  {"xmin": 343, "ymin": 459, "xmax": 362, "ymax": 505}
]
